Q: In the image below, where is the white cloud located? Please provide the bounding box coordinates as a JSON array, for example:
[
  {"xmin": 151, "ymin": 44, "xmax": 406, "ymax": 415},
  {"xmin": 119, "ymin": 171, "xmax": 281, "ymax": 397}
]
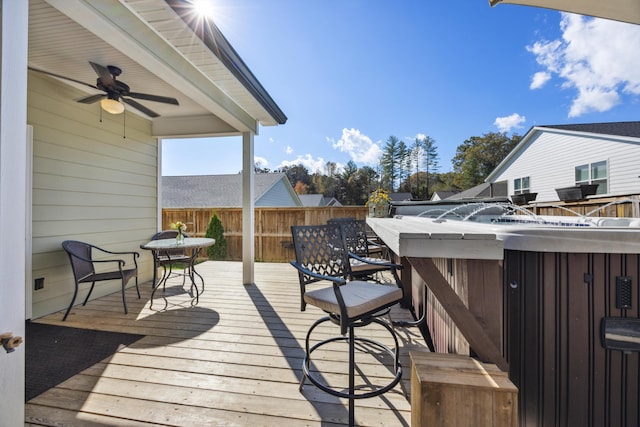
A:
[
  {"xmin": 494, "ymin": 113, "xmax": 526, "ymax": 133},
  {"xmin": 527, "ymin": 13, "xmax": 640, "ymax": 117},
  {"xmin": 330, "ymin": 128, "xmax": 383, "ymax": 165},
  {"xmin": 254, "ymin": 156, "xmax": 269, "ymax": 168},
  {"xmin": 530, "ymin": 71, "xmax": 551, "ymax": 90},
  {"xmin": 285, "ymin": 145, "xmax": 293, "ymax": 154},
  {"xmin": 277, "ymin": 154, "xmax": 329, "ymax": 174}
]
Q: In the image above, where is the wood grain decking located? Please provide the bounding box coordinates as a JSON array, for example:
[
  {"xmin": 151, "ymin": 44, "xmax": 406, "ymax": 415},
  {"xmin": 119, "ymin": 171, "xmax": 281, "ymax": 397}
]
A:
[{"xmin": 25, "ymin": 261, "xmax": 430, "ymax": 426}]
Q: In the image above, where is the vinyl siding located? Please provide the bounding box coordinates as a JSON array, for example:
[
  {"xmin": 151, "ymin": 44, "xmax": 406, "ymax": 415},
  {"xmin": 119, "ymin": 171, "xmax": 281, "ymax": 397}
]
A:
[
  {"xmin": 255, "ymin": 179, "xmax": 300, "ymax": 207},
  {"xmin": 491, "ymin": 130, "xmax": 640, "ymax": 202},
  {"xmin": 28, "ymin": 72, "xmax": 158, "ymax": 319}
]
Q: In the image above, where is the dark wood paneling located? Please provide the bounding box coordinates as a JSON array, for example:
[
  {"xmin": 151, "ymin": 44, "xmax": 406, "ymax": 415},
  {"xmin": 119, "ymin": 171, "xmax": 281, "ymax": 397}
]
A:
[{"xmin": 504, "ymin": 250, "xmax": 640, "ymax": 427}]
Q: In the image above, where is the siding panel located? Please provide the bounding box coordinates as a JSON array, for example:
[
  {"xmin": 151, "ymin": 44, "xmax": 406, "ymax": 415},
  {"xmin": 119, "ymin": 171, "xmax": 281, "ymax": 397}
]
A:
[{"xmin": 29, "ymin": 72, "xmax": 158, "ymax": 319}]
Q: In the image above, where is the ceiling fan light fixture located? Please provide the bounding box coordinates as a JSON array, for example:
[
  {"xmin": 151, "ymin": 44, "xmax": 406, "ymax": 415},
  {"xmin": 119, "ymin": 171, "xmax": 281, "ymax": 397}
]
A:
[{"xmin": 100, "ymin": 98, "xmax": 125, "ymax": 115}]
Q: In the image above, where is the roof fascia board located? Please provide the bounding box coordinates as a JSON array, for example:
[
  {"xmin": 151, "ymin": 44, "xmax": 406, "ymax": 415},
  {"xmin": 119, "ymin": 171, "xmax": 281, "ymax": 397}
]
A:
[
  {"xmin": 45, "ymin": 0, "xmax": 258, "ymax": 133},
  {"xmin": 165, "ymin": 0, "xmax": 287, "ymax": 125}
]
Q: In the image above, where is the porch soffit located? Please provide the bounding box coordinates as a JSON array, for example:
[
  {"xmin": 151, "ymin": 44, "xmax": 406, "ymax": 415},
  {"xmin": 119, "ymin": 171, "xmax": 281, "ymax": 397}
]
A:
[{"xmin": 29, "ymin": 0, "xmax": 285, "ymax": 136}]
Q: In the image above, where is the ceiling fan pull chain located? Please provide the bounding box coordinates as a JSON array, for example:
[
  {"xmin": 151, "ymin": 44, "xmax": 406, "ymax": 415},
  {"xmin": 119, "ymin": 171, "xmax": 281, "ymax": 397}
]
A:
[{"xmin": 123, "ymin": 110, "xmax": 126, "ymax": 139}]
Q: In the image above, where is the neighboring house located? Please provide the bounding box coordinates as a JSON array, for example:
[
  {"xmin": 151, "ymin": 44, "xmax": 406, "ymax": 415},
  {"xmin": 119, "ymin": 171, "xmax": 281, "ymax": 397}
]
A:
[
  {"xmin": 446, "ymin": 181, "xmax": 508, "ymax": 200},
  {"xmin": 163, "ymin": 174, "xmax": 301, "ymax": 207},
  {"xmin": 298, "ymin": 194, "xmax": 326, "ymax": 207},
  {"xmin": 431, "ymin": 191, "xmax": 459, "ymax": 201},
  {"xmin": 297, "ymin": 194, "xmax": 342, "ymax": 207},
  {"xmin": 390, "ymin": 192, "xmax": 413, "ymax": 201},
  {"xmin": 325, "ymin": 197, "xmax": 342, "ymax": 206},
  {"xmin": 486, "ymin": 122, "xmax": 640, "ymax": 202}
]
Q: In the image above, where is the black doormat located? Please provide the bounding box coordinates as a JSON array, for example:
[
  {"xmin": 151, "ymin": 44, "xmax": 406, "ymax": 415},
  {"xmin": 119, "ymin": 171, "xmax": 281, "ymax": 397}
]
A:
[{"xmin": 25, "ymin": 321, "xmax": 144, "ymax": 401}]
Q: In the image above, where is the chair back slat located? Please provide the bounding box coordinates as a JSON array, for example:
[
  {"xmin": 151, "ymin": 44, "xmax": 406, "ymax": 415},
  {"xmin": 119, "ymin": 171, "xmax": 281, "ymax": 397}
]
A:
[
  {"xmin": 151, "ymin": 230, "xmax": 190, "ymax": 258},
  {"xmin": 62, "ymin": 240, "xmax": 95, "ymax": 281},
  {"xmin": 291, "ymin": 224, "xmax": 350, "ymax": 284},
  {"xmin": 329, "ymin": 218, "xmax": 369, "ymax": 256}
]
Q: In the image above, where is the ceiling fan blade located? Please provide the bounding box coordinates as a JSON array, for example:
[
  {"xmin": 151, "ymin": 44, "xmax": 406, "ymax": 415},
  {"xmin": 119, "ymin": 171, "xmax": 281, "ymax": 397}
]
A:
[
  {"xmin": 128, "ymin": 92, "xmax": 179, "ymax": 105},
  {"xmin": 28, "ymin": 66, "xmax": 98, "ymax": 90},
  {"xmin": 76, "ymin": 93, "xmax": 107, "ymax": 104},
  {"xmin": 122, "ymin": 97, "xmax": 160, "ymax": 118},
  {"xmin": 89, "ymin": 61, "xmax": 115, "ymax": 88}
]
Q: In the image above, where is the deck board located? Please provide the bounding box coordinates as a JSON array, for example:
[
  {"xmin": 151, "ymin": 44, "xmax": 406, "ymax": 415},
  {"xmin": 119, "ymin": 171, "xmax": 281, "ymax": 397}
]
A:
[{"xmin": 25, "ymin": 261, "xmax": 430, "ymax": 426}]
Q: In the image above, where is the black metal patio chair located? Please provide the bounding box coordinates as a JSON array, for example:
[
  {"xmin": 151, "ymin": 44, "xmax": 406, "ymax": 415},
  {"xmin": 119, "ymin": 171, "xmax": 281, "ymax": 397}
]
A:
[
  {"xmin": 290, "ymin": 223, "xmax": 403, "ymax": 426},
  {"xmin": 328, "ymin": 218, "xmax": 436, "ymax": 349},
  {"xmin": 61, "ymin": 240, "xmax": 139, "ymax": 321},
  {"xmin": 327, "ymin": 218, "xmax": 400, "ymax": 285},
  {"xmin": 149, "ymin": 230, "xmax": 191, "ymax": 289}
]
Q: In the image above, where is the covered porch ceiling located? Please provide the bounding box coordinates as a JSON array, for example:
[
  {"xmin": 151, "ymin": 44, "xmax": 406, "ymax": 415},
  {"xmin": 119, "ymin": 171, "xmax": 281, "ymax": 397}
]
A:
[{"xmin": 28, "ymin": 0, "xmax": 286, "ymax": 138}]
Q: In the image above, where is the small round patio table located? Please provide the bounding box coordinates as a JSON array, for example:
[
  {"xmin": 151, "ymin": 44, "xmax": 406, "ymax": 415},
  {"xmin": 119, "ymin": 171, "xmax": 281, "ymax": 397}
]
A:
[{"xmin": 140, "ymin": 237, "xmax": 215, "ymax": 310}]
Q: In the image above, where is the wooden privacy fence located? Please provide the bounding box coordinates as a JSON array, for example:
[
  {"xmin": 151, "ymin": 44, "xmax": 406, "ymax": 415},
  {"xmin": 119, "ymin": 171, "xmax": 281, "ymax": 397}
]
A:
[
  {"xmin": 163, "ymin": 207, "xmax": 368, "ymax": 262},
  {"xmin": 527, "ymin": 195, "xmax": 640, "ymax": 217},
  {"xmin": 163, "ymin": 195, "xmax": 639, "ymax": 262}
]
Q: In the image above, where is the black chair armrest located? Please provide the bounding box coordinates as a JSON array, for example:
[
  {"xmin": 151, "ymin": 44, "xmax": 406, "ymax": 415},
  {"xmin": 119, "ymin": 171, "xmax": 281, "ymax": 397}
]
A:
[
  {"xmin": 92, "ymin": 245, "xmax": 139, "ymax": 259},
  {"xmin": 347, "ymin": 252, "xmax": 403, "ymax": 270},
  {"xmin": 90, "ymin": 245, "xmax": 139, "ymax": 268}
]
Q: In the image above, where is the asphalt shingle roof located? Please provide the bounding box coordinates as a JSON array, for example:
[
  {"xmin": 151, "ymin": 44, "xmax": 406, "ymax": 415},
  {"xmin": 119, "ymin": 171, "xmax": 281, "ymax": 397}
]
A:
[
  {"xmin": 162, "ymin": 173, "xmax": 289, "ymax": 208},
  {"xmin": 542, "ymin": 121, "xmax": 640, "ymax": 138}
]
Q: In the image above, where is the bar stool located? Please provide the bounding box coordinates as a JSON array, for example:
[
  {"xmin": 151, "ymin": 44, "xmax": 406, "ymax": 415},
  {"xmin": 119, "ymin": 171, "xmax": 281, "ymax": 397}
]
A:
[{"xmin": 290, "ymin": 223, "xmax": 403, "ymax": 426}]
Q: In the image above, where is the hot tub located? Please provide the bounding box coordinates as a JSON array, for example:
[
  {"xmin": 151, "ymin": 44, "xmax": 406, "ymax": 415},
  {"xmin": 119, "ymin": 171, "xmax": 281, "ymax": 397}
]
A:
[{"xmin": 367, "ymin": 210, "xmax": 640, "ymax": 427}]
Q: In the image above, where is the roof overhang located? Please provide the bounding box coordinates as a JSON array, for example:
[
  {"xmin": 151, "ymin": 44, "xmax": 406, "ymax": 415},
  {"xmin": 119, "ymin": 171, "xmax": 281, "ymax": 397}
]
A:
[
  {"xmin": 29, "ymin": 0, "xmax": 286, "ymax": 137},
  {"xmin": 489, "ymin": 0, "xmax": 640, "ymax": 25}
]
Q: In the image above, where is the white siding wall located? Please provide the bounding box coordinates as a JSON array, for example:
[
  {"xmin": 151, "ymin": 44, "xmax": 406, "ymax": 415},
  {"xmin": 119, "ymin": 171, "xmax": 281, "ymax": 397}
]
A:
[
  {"xmin": 491, "ymin": 130, "xmax": 640, "ymax": 202},
  {"xmin": 29, "ymin": 72, "xmax": 158, "ymax": 319}
]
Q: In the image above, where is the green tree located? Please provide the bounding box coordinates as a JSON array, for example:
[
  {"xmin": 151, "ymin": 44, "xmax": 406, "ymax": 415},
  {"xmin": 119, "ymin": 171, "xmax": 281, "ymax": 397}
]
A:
[
  {"xmin": 380, "ymin": 135, "xmax": 402, "ymax": 191},
  {"xmin": 410, "ymin": 136, "xmax": 439, "ymax": 199},
  {"xmin": 278, "ymin": 164, "xmax": 312, "ymax": 190},
  {"xmin": 205, "ymin": 213, "xmax": 228, "ymax": 260},
  {"xmin": 452, "ymin": 132, "xmax": 520, "ymax": 189},
  {"xmin": 396, "ymin": 140, "xmax": 410, "ymax": 191}
]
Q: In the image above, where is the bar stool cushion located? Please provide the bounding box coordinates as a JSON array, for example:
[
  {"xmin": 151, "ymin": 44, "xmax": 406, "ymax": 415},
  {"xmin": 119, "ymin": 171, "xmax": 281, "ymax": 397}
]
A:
[{"xmin": 304, "ymin": 281, "xmax": 402, "ymax": 319}]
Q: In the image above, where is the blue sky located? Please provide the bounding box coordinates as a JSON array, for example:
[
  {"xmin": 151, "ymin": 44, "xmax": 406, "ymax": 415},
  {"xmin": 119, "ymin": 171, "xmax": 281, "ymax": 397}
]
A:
[{"xmin": 162, "ymin": 1, "xmax": 640, "ymax": 176}]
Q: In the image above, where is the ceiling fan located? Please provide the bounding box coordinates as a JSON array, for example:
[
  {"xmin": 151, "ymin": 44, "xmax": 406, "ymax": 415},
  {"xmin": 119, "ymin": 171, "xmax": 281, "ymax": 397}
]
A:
[{"xmin": 28, "ymin": 61, "xmax": 179, "ymax": 118}]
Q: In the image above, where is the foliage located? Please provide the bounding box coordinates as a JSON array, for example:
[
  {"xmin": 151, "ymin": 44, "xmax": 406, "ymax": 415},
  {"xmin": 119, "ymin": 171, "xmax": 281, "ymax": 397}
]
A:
[
  {"xmin": 278, "ymin": 164, "xmax": 312, "ymax": 191},
  {"xmin": 409, "ymin": 136, "xmax": 439, "ymax": 199},
  {"xmin": 366, "ymin": 188, "xmax": 391, "ymax": 206},
  {"xmin": 170, "ymin": 221, "xmax": 187, "ymax": 234},
  {"xmin": 452, "ymin": 132, "xmax": 521, "ymax": 189},
  {"xmin": 380, "ymin": 135, "xmax": 401, "ymax": 191},
  {"xmin": 205, "ymin": 213, "xmax": 228, "ymax": 260},
  {"xmin": 293, "ymin": 181, "xmax": 308, "ymax": 194},
  {"xmin": 268, "ymin": 130, "xmax": 518, "ymax": 205}
]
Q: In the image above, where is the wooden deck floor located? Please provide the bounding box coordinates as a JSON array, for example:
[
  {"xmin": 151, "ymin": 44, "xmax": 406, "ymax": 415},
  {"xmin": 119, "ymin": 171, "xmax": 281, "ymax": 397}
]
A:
[{"xmin": 25, "ymin": 261, "xmax": 430, "ymax": 426}]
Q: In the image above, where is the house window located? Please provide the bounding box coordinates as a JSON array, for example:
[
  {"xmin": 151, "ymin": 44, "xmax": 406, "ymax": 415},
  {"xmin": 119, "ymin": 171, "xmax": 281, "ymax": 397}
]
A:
[
  {"xmin": 575, "ymin": 160, "xmax": 607, "ymax": 194},
  {"xmin": 514, "ymin": 177, "xmax": 530, "ymax": 194}
]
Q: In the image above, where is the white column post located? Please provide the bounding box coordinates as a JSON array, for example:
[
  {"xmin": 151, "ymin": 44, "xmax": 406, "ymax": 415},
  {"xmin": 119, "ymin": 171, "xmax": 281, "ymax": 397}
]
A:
[
  {"xmin": 0, "ymin": 0, "xmax": 29, "ymax": 424},
  {"xmin": 242, "ymin": 131, "xmax": 255, "ymax": 284}
]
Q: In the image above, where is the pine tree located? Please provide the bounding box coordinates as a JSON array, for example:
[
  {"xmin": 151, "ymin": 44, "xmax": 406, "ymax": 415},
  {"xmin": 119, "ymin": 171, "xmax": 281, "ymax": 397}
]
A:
[{"xmin": 205, "ymin": 213, "xmax": 228, "ymax": 260}]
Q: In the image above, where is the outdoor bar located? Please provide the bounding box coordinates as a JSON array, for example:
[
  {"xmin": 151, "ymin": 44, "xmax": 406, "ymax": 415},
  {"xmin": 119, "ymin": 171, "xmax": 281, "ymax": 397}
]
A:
[{"xmin": 368, "ymin": 207, "xmax": 640, "ymax": 427}]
